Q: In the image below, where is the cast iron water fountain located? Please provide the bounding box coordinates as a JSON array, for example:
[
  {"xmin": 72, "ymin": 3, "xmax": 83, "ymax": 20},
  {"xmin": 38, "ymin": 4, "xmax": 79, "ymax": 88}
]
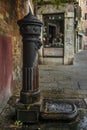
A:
[
  {"xmin": 16, "ymin": 7, "xmax": 43, "ymax": 123},
  {"xmin": 16, "ymin": 7, "xmax": 78, "ymax": 124}
]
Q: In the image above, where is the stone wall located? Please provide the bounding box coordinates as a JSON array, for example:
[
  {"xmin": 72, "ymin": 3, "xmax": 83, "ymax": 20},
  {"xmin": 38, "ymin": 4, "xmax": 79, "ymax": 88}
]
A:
[{"xmin": 64, "ymin": 12, "xmax": 74, "ymax": 64}]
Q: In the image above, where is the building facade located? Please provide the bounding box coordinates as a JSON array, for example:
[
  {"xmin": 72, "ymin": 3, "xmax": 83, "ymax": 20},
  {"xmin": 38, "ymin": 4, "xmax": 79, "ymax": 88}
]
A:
[
  {"xmin": 37, "ymin": 3, "xmax": 75, "ymax": 65},
  {"xmin": 78, "ymin": 0, "xmax": 87, "ymax": 49}
]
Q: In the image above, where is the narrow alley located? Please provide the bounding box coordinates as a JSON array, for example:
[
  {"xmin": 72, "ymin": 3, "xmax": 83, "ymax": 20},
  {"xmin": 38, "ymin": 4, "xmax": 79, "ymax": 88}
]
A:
[{"xmin": 0, "ymin": 0, "xmax": 87, "ymax": 129}]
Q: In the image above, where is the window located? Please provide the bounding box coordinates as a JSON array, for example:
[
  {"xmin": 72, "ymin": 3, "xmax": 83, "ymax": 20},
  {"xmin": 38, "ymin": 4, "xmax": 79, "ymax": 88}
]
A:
[
  {"xmin": 85, "ymin": 13, "xmax": 87, "ymax": 20},
  {"xmin": 85, "ymin": 28, "xmax": 87, "ymax": 36},
  {"xmin": 43, "ymin": 13, "xmax": 64, "ymax": 48},
  {"xmin": 86, "ymin": 0, "xmax": 87, "ymax": 5}
]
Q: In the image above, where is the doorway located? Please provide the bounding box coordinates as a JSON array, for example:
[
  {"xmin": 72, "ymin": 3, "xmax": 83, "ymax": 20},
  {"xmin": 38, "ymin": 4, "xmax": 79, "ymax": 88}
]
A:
[{"xmin": 48, "ymin": 24, "xmax": 56, "ymax": 44}]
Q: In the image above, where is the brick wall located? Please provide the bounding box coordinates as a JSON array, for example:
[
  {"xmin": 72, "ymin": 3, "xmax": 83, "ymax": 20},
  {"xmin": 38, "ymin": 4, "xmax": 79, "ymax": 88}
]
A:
[{"xmin": 0, "ymin": 0, "xmax": 33, "ymax": 108}]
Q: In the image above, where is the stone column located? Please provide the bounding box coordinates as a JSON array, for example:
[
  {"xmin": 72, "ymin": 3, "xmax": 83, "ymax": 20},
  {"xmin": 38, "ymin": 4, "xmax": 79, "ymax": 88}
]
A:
[{"xmin": 64, "ymin": 12, "xmax": 74, "ymax": 65}]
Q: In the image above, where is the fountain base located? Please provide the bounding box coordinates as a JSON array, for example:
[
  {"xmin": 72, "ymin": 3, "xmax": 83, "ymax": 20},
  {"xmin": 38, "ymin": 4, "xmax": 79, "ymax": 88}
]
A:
[
  {"xmin": 16, "ymin": 100, "xmax": 42, "ymax": 123},
  {"xmin": 40, "ymin": 99, "xmax": 78, "ymax": 121}
]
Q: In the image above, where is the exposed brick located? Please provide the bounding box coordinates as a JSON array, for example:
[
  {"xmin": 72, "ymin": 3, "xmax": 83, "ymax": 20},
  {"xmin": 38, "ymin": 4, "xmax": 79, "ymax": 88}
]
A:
[
  {"xmin": 0, "ymin": 13, "xmax": 4, "ymax": 19},
  {"xmin": 0, "ymin": 0, "xmax": 33, "ymax": 111}
]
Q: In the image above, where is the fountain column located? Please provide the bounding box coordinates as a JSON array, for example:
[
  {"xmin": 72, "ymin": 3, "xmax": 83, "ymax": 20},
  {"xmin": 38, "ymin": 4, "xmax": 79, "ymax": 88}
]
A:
[{"xmin": 16, "ymin": 8, "xmax": 43, "ymax": 123}]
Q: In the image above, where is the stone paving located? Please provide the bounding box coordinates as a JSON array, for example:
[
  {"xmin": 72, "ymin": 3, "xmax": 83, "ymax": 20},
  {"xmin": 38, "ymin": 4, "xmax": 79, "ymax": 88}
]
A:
[
  {"xmin": 39, "ymin": 50, "xmax": 87, "ymax": 99},
  {"xmin": 0, "ymin": 50, "xmax": 87, "ymax": 129}
]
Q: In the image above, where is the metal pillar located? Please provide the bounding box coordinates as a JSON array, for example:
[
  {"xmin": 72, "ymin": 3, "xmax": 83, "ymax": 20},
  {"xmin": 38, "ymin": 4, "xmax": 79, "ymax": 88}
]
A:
[
  {"xmin": 17, "ymin": 8, "xmax": 42, "ymax": 104},
  {"xmin": 16, "ymin": 8, "xmax": 43, "ymax": 123}
]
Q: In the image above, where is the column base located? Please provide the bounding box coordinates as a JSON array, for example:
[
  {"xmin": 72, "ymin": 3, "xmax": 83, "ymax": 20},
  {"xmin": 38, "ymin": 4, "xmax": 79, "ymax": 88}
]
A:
[
  {"xmin": 20, "ymin": 89, "xmax": 40, "ymax": 104},
  {"xmin": 16, "ymin": 100, "xmax": 42, "ymax": 123}
]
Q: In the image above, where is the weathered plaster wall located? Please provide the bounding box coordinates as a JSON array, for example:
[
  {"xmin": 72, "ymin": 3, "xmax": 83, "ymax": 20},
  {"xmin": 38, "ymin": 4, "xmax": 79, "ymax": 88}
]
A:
[
  {"xmin": 0, "ymin": 0, "xmax": 33, "ymax": 109},
  {"xmin": 0, "ymin": 0, "xmax": 22, "ymax": 108},
  {"xmin": 64, "ymin": 12, "xmax": 74, "ymax": 64},
  {"xmin": 37, "ymin": 3, "xmax": 74, "ymax": 15}
]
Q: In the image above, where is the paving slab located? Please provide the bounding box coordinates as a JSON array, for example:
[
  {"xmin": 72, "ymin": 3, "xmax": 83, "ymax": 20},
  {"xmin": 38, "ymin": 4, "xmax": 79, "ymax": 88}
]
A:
[
  {"xmin": 84, "ymin": 98, "xmax": 87, "ymax": 106},
  {"xmin": 78, "ymin": 81, "xmax": 87, "ymax": 90},
  {"xmin": 39, "ymin": 50, "xmax": 87, "ymax": 98}
]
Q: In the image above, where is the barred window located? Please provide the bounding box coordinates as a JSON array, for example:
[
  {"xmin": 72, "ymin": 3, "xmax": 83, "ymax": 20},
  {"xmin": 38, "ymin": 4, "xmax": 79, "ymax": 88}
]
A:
[{"xmin": 85, "ymin": 28, "xmax": 87, "ymax": 36}]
